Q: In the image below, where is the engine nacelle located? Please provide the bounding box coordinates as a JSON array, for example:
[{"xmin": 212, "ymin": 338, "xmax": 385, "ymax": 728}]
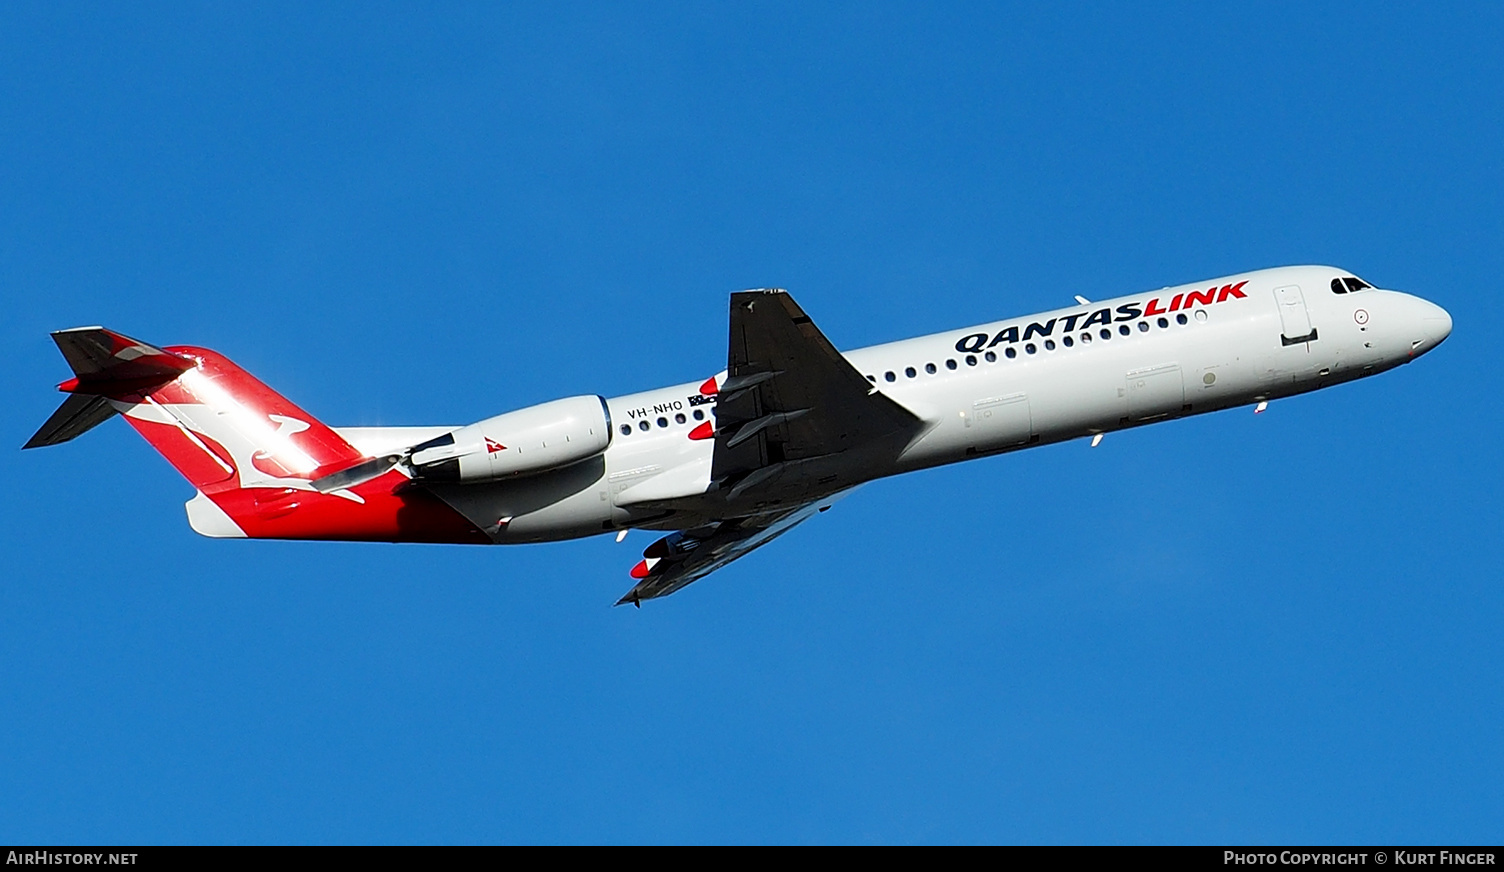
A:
[{"xmin": 408, "ymin": 395, "xmax": 612, "ymax": 483}]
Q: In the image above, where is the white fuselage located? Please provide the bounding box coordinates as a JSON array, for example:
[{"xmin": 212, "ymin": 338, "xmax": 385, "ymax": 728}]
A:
[{"xmin": 340, "ymin": 265, "xmax": 1452, "ymax": 543}]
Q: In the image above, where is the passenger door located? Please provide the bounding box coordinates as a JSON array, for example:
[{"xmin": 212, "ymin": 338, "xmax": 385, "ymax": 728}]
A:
[{"xmin": 1275, "ymin": 285, "xmax": 1318, "ymax": 346}]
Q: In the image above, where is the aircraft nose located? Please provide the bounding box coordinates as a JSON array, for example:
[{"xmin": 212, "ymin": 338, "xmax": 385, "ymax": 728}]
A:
[
  {"xmin": 1423, "ymin": 301, "xmax": 1453, "ymax": 347},
  {"xmin": 1404, "ymin": 295, "xmax": 1452, "ymax": 358}
]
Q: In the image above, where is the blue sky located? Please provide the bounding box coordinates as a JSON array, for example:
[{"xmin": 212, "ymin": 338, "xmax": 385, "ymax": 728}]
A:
[{"xmin": 3, "ymin": 3, "xmax": 1501, "ymax": 844}]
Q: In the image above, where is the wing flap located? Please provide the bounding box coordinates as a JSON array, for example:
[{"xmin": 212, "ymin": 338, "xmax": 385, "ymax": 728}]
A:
[{"xmin": 616, "ymin": 492, "xmax": 849, "ymax": 605}]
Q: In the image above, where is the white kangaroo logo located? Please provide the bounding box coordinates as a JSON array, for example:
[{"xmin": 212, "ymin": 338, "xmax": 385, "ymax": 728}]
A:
[
  {"xmin": 267, "ymin": 414, "xmax": 310, "ymax": 437},
  {"xmin": 251, "ymin": 414, "xmax": 311, "ymax": 464}
]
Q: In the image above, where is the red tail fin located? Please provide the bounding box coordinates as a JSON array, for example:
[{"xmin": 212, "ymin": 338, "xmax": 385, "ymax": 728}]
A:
[
  {"xmin": 121, "ymin": 345, "xmax": 366, "ymax": 492},
  {"xmin": 32, "ymin": 328, "xmax": 489, "ymax": 544}
]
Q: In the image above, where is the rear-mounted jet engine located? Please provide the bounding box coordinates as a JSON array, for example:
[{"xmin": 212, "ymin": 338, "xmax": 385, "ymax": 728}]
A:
[
  {"xmin": 407, "ymin": 395, "xmax": 612, "ymax": 483},
  {"xmin": 308, "ymin": 394, "xmax": 613, "ymax": 493}
]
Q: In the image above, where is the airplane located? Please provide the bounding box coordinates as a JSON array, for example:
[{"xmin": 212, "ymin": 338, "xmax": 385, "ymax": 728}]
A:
[{"xmin": 26, "ymin": 265, "xmax": 1451, "ymax": 606}]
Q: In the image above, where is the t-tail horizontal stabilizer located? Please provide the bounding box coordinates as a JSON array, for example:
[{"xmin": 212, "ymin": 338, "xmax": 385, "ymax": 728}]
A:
[{"xmin": 24, "ymin": 327, "xmax": 194, "ymax": 449}]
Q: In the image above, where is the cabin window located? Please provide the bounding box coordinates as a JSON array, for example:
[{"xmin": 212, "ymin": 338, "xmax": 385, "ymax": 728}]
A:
[
  {"xmin": 1176, "ymin": 313, "xmax": 1188, "ymax": 325},
  {"xmin": 946, "ymin": 359, "xmax": 958, "ymax": 370},
  {"xmin": 965, "ymin": 354, "xmax": 977, "ymax": 366},
  {"xmin": 905, "ymin": 366, "xmax": 917, "ymax": 378},
  {"xmin": 1119, "ymin": 325, "xmax": 1131, "ymax": 336},
  {"xmin": 639, "ymin": 420, "xmax": 650, "ymax": 432},
  {"xmin": 1157, "ymin": 317, "xmax": 1169, "ymax": 328},
  {"xmin": 1063, "ymin": 336, "xmax": 1074, "ymax": 347},
  {"xmin": 885, "ymin": 371, "xmax": 896, "ymax": 382},
  {"xmin": 675, "ymin": 413, "xmax": 686, "ymax": 424},
  {"xmin": 1025, "ymin": 343, "xmax": 1037, "ymax": 354},
  {"xmin": 1081, "ymin": 333, "xmax": 1092, "ymax": 344},
  {"xmin": 620, "ymin": 424, "xmax": 632, "ymax": 436},
  {"xmin": 1100, "ymin": 328, "xmax": 1111, "ymax": 340},
  {"xmin": 925, "ymin": 362, "xmax": 937, "ymax": 374},
  {"xmin": 657, "ymin": 417, "xmax": 669, "ymax": 428},
  {"xmin": 1005, "ymin": 347, "xmax": 1017, "ymax": 359},
  {"xmin": 1044, "ymin": 339, "xmax": 1056, "ymax": 350},
  {"xmin": 693, "ymin": 409, "xmax": 705, "ymax": 420},
  {"xmin": 1137, "ymin": 321, "xmax": 1149, "ymax": 332},
  {"xmin": 984, "ymin": 351, "xmax": 997, "ymax": 362}
]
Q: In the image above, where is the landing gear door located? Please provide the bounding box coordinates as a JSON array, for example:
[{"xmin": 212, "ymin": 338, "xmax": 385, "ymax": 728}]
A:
[
  {"xmin": 1275, "ymin": 285, "xmax": 1318, "ymax": 346},
  {"xmin": 970, "ymin": 393, "xmax": 1031, "ymax": 451},
  {"xmin": 1125, "ymin": 364, "xmax": 1184, "ymax": 422}
]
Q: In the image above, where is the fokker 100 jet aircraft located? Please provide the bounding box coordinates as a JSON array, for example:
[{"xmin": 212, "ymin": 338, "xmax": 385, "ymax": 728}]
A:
[{"xmin": 27, "ymin": 266, "xmax": 1451, "ymax": 605}]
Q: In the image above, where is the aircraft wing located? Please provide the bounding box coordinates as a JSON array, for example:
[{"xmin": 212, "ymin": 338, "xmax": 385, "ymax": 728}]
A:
[
  {"xmin": 615, "ymin": 492, "xmax": 848, "ymax": 606},
  {"xmin": 617, "ymin": 290, "xmax": 920, "ymax": 604},
  {"xmin": 711, "ymin": 289, "xmax": 922, "ymax": 502}
]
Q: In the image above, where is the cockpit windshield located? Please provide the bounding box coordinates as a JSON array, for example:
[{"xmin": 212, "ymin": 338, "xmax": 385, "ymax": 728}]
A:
[{"xmin": 1330, "ymin": 276, "xmax": 1373, "ymax": 294}]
